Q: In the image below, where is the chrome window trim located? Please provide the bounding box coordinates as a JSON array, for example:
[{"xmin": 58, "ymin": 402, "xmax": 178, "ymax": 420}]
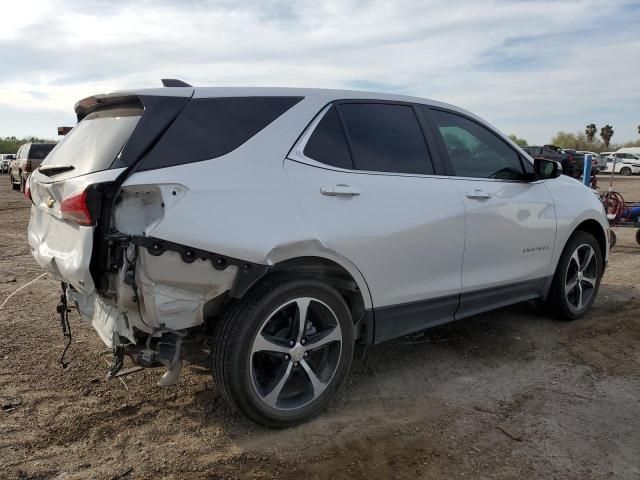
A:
[{"xmin": 288, "ymin": 103, "xmax": 541, "ymax": 184}]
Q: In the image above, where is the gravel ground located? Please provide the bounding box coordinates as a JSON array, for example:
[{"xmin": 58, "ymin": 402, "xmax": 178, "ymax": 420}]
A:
[{"xmin": 1, "ymin": 175, "xmax": 639, "ymax": 480}]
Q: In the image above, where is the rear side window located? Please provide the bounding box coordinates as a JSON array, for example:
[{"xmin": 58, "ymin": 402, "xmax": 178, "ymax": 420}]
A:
[
  {"xmin": 431, "ymin": 109, "xmax": 524, "ymax": 180},
  {"xmin": 140, "ymin": 97, "xmax": 303, "ymax": 170},
  {"xmin": 338, "ymin": 103, "xmax": 433, "ymax": 175},
  {"xmin": 40, "ymin": 106, "xmax": 142, "ymax": 178},
  {"xmin": 28, "ymin": 144, "xmax": 56, "ymax": 160},
  {"xmin": 303, "ymin": 106, "xmax": 353, "ymax": 169}
]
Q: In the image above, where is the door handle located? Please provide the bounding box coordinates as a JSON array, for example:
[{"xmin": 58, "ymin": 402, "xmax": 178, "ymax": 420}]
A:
[
  {"xmin": 466, "ymin": 189, "xmax": 491, "ymax": 200},
  {"xmin": 320, "ymin": 184, "xmax": 361, "ymax": 197}
]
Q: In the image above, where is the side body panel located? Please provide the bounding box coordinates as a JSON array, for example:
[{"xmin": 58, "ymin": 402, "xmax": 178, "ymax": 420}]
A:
[
  {"xmin": 283, "ymin": 159, "xmax": 466, "ymax": 341},
  {"xmin": 453, "ymin": 178, "xmax": 557, "ymax": 292}
]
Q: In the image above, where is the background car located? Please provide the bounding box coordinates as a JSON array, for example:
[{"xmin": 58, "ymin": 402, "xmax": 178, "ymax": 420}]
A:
[
  {"xmin": 524, "ymin": 145, "xmax": 578, "ymax": 177},
  {"xmin": 577, "ymin": 151, "xmax": 606, "ymax": 172},
  {"xmin": 9, "ymin": 143, "xmax": 56, "ymax": 191},
  {"xmin": 0, "ymin": 154, "xmax": 15, "ymax": 174},
  {"xmin": 612, "ymin": 151, "xmax": 640, "ymax": 168},
  {"xmin": 602, "ymin": 160, "xmax": 640, "ymax": 176}
]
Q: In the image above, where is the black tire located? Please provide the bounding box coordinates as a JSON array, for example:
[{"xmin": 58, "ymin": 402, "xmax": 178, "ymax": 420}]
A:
[
  {"xmin": 540, "ymin": 231, "xmax": 603, "ymax": 320},
  {"xmin": 610, "ymin": 230, "xmax": 617, "ymax": 249},
  {"xmin": 635, "ymin": 229, "xmax": 640, "ymax": 247},
  {"xmin": 620, "ymin": 167, "xmax": 632, "ymax": 176},
  {"xmin": 211, "ymin": 274, "xmax": 354, "ymax": 427},
  {"xmin": 10, "ymin": 174, "xmax": 20, "ymax": 191}
]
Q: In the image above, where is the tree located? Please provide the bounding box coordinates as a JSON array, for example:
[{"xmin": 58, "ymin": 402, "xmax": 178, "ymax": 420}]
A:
[
  {"xmin": 0, "ymin": 136, "xmax": 55, "ymax": 154},
  {"xmin": 508, "ymin": 134, "xmax": 528, "ymax": 148},
  {"xmin": 585, "ymin": 123, "xmax": 597, "ymax": 143},
  {"xmin": 600, "ymin": 125, "xmax": 614, "ymax": 148},
  {"xmin": 550, "ymin": 131, "xmax": 599, "ymax": 151},
  {"xmin": 637, "ymin": 124, "xmax": 640, "ymax": 135}
]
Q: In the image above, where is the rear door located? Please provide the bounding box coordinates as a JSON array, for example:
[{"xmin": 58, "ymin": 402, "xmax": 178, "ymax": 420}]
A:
[
  {"xmin": 285, "ymin": 101, "xmax": 466, "ymax": 342},
  {"xmin": 425, "ymin": 107, "xmax": 557, "ymax": 318}
]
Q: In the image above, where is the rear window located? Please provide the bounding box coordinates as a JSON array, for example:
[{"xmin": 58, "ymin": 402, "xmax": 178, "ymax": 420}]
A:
[
  {"xmin": 40, "ymin": 106, "xmax": 142, "ymax": 177},
  {"xmin": 303, "ymin": 106, "xmax": 353, "ymax": 169},
  {"xmin": 339, "ymin": 103, "xmax": 434, "ymax": 175},
  {"xmin": 29, "ymin": 144, "xmax": 56, "ymax": 160},
  {"xmin": 138, "ymin": 96, "xmax": 303, "ymax": 171}
]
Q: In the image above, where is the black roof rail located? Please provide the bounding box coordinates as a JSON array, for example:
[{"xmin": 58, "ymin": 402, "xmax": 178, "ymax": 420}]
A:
[{"xmin": 161, "ymin": 78, "xmax": 192, "ymax": 87}]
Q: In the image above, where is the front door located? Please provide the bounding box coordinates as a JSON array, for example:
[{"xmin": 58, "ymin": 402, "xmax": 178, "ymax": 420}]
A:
[{"xmin": 427, "ymin": 108, "xmax": 557, "ymax": 318}]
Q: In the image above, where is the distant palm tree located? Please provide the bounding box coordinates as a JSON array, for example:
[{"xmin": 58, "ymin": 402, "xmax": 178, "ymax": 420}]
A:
[
  {"xmin": 600, "ymin": 125, "xmax": 614, "ymax": 147},
  {"xmin": 585, "ymin": 123, "xmax": 597, "ymax": 143}
]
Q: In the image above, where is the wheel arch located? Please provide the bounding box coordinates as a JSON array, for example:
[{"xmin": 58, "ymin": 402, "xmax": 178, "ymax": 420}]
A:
[
  {"xmin": 268, "ymin": 256, "xmax": 370, "ymax": 339},
  {"xmin": 264, "ymin": 244, "xmax": 374, "ymax": 343},
  {"xmin": 574, "ymin": 218, "xmax": 607, "ymax": 263}
]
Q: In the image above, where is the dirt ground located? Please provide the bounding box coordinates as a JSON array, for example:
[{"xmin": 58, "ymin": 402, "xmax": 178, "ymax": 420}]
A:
[{"xmin": 1, "ymin": 175, "xmax": 639, "ymax": 480}]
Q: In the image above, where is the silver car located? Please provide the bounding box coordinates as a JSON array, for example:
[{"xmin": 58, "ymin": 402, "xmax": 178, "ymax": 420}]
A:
[{"xmin": 27, "ymin": 84, "xmax": 609, "ymax": 426}]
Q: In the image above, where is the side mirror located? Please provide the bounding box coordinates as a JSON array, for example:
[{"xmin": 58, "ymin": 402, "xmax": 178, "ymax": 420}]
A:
[{"xmin": 534, "ymin": 158, "xmax": 562, "ymax": 179}]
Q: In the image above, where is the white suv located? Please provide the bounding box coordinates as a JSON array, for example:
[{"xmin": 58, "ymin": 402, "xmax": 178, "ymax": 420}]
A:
[{"xmin": 28, "ymin": 85, "xmax": 609, "ymax": 426}]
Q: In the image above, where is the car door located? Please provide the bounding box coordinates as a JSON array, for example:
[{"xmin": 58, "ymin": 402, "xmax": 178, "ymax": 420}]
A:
[
  {"xmin": 284, "ymin": 101, "xmax": 466, "ymax": 342},
  {"xmin": 424, "ymin": 107, "xmax": 557, "ymax": 318}
]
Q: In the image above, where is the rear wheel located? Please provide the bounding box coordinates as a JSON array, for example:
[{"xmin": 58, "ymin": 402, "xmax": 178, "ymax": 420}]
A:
[
  {"xmin": 540, "ymin": 231, "xmax": 603, "ymax": 320},
  {"xmin": 620, "ymin": 167, "xmax": 632, "ymax": 176},
  {"xmin": 635, "ymin": 229, "xmax": 640, "ymax": 246},
  {"xmin": 211, "ymin": 274, "xmax": 354, "ymax": 427}
]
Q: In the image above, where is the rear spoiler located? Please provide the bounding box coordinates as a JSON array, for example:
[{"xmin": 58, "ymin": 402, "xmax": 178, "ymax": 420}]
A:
[
  {"xmin": 74, "ymin": 94, "xmax": 142, "ymax": 122},
  {"xmin": 74, "ymin": 81, "xmax": 194, "ymax": 121}
]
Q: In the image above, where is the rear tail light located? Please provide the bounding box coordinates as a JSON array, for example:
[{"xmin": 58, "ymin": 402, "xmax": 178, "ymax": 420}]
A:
[
  {"xmin": 61, "ymin": 190, "xmax": 94, "ymax": 226},
  {"xmin": 26, "ymin": 159, "xmax": 32, "ymax": 172}
]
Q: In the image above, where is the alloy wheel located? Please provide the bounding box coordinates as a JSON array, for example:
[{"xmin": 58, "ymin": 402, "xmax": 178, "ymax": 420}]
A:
[
  {"xmin": 249, "ymin": 297, "xmax": 342, "ymax": 411},
  {"xmin": 565, "ymin": 243, "xmax": 598, "ymax": 312}
]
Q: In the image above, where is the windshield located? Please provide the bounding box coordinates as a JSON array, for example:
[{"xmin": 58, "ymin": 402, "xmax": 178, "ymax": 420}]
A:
[{"xmin": 40, "ymin": 106, "xmax": 142, "ymax": 178}]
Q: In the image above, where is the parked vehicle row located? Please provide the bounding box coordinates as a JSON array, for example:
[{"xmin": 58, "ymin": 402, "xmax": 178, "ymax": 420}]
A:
[
  {"xmin": 523, "ymin": 145, "xmax": 591, "ymax": 177},
  {"xmin": 525, "ymin": 145, "xmax": 640, "ymax": 177},
  {"xmin": 27, "ymin": 85, "xmax": 609, "ymax": 426}
]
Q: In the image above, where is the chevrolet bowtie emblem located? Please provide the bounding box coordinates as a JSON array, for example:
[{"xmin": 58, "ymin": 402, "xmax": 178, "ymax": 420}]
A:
[{"xmin": 47, "ymin": 197, "xmax": 55, "ymax": 208}]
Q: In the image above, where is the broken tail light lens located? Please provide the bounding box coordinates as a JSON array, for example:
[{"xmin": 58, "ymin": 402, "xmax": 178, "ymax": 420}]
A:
[
  {"xmin": 60, "ymin": 190, "xmax": 93, "ymax": 226},
  {"xmin": 24, "ymin": 178, "xmax": 32, "ymax": 202}
]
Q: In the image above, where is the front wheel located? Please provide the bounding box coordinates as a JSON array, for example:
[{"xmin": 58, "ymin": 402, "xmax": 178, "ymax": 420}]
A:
[
  {"xmin": 211, "ymin": 275, "xmax": 354, "ymax": 427},
  {"xmin": 620, "ymin": 167, "xmax": 632, "ymax": 176},
  {"xmin": 540, "ymin": 231, "xmax": 603, "ymax": 320}
]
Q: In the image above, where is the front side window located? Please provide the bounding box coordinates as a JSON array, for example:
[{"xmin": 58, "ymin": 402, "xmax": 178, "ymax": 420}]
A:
[
  {"xmin": 338, "ymin": 103, "xmax": 434, "ymax": 175},
  {"xmin": 431, "ymin": 109, "xmax": 524, "ymax": 180}
]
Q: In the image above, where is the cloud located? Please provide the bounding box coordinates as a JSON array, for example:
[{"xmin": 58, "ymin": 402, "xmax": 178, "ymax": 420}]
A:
[{"xmin": 0, "ymin": 0, "xmax": 638, "ymax": 143}]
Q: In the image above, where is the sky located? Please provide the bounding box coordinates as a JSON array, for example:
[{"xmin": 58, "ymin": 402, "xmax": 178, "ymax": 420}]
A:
[{"xmin": 1, "ymin": 0, "xmax": 639, "ymax": 145}]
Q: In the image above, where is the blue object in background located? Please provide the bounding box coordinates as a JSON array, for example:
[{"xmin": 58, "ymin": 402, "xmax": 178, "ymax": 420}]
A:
[{"xmin": 583, "ymin": 154, "xmax": 592, "ymax": 186}]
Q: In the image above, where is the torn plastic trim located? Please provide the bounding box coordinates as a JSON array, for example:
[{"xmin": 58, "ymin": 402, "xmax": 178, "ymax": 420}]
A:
[
  {"xmin": 90, "ymin": 94, "xmax": 193, "ymax": 293},
  {"xmin": 108, "ymin": 234, "xmax": 270, "ymax": 298}
]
